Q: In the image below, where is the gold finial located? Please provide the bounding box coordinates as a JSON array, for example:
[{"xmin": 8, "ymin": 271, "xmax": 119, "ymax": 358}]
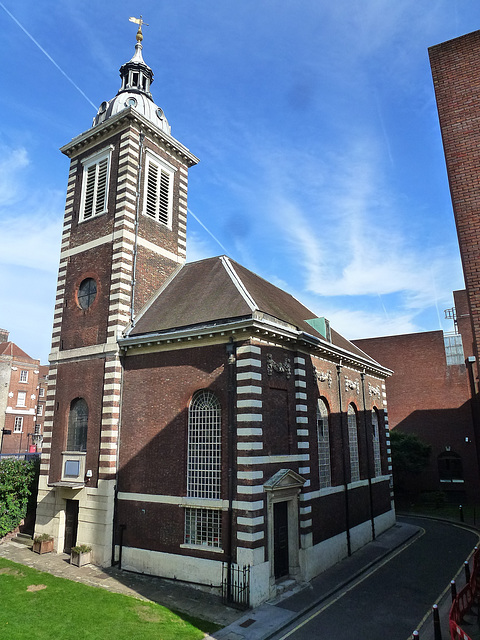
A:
[{"xmin": 129, "ymin": 15, "xmax": 149, "ymax": 43}]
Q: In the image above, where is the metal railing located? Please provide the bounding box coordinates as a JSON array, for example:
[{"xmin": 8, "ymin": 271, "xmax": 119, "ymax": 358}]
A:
[
  {"xmin": 449, "ymin": 547, "xmax": 480, "ymax": 640},
  {"xmin": 222, "ymin": 562, "xmax": 250, "ymax": 609}
]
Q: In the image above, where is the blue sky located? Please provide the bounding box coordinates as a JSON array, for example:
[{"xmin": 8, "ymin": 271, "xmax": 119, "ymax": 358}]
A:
[{"xmin": 0, "ymin": 1, "xmax": 476, "ymax": 364}]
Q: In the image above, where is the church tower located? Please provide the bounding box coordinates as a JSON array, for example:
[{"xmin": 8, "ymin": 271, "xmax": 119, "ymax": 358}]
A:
[{"xmin": 35, "ymin": 20, "xmax": 198, "ymax": 564}]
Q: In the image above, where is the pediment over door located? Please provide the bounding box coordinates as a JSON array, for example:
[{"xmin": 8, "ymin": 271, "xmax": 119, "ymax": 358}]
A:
[{"xmin": 264, "ymin": 469, "xmax": 306, "ymax": 492}]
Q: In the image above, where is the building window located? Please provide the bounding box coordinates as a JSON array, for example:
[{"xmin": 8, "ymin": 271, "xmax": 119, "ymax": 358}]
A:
[
  {"xmin": 14, "ymin": 416, "xmax": 23, "ymax": 433},
  {"xmin": 77, "ymin": 278, "xmax": 97, "ymax": 310},
  {"xmin": 67, "ymin": 398, "xmax": 88, "ymax": 452},
  {"xmin": 19, "ymin": 370, "xmax": 28, "ymax": 383},
  {"xmin": 17, "ymin": 391, "xmax": 26, "ymax": 407},
  {"xmin": 143, "ymin": 151, "xmax": 175, "ymax": 227},
  {"xmin": 38, "ymin": 388, "xmax": 45, "ymax": 398},
  {"xmin": 80, "ymin": 149, "xmax": 111, "ymax": 221},
  {"xmin": 34, "ymin": 424, "xmax": 41, "ymax": 435},
  {"xmin": 444, "ymin": 333, "xmax": 465, "ymax": 366},
  {"xmin": 317, "ymin": 398, "xmax": 331, "ymax": 488},
  {"xmin": 372, "ymin": 408, "xmax": 382, "ymax": 477},
  {"xmin": 347, "ymin": 403, "xmax": 360, "ymax": 483},
  {"xmin": 184, "ymin": 507, "xmax": 221, "ymax": 549},
  {"xmin": 438, "ymin": 451, "xmax": 464, "ymax": 482},
  {"xmin": 187, "ymin": 390, "xmax": 221, "ymax": 499},
  {"xmin": 37, "ymin": 405, "xmax": 43, "ymax": 416}
]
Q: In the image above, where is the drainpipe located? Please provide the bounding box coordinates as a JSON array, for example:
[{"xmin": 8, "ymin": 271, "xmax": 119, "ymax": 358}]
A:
[
  {"xmin": 130, "ymin": 132, "xmax": 145, "ymax": 327},
  {"xmin": 336, "ymin": 362, "xmax": 351, "ymax": 556},
  {"xmin": 111, "ymin": 348, "xmax": 126, "ymax": 567},
  {"xmin": 226, "ymin": 338, "xmax": 237, "ymax": 600},
  {"xmin": 360, "ymin": 372, "xmax": 375, "ymax": 541}
]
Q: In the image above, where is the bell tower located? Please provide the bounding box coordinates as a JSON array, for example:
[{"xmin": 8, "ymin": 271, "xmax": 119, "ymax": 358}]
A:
[{"xmin": 35, "ymin": 20, "xmax": 198, "ymax": 564}]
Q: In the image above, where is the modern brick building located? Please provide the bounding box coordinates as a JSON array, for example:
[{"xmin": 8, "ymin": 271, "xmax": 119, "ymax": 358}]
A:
[
  {"xmin": 34, "ymin": 24, "xmax": 395, "ymax": 606},
  {"xmin": 354, "ymin": 290, "xmax": 480, "ymax": 502},
  {"xmin": 0, "ymin": 329, "xmax": 44, "ymax": 455},
  {"xmin": 349, "ymin": 30, "xmax": 480, "ymax": 506}
]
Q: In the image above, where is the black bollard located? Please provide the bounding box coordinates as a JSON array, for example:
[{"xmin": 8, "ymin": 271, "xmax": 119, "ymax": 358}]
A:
[
  {"xmin": 459, "ymin": 504, "xmax": 464, "ymax": 522},
  {"xmin": 465, "ymin": 560, "xmax": 471, "ymax": 583},
  {"xmin": 412, "ymin": 632, "xmax": 419, "ymax": 639},
  {"xmin": 433, "ymin": 604, "xmax": 443, "ymax": 640},
  {"xmin": 451, "ymin": 580, "xmax": 457, "ymax": 602}
]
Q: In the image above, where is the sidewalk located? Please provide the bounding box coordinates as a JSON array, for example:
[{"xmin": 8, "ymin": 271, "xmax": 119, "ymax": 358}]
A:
[{"xmin": 0, "ymin": 520, "xmax": 420, "ymax": 639}]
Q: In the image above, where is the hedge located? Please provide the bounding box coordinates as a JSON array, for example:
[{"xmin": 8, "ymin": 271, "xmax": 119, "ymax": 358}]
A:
[{"xmin": 0, "ymin": 458, "xmax": 39, "ymax": 538}]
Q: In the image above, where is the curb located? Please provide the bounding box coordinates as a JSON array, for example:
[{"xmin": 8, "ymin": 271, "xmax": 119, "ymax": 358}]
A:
[{"xmin": 260, "ymin": 523, "xmax": 423, "ymax": 640}]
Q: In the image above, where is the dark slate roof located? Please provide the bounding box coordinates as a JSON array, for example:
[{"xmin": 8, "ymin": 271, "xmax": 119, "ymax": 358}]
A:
[{"xmin": 129, "ymin": 256, "xmax": 377, "ymax": 364}]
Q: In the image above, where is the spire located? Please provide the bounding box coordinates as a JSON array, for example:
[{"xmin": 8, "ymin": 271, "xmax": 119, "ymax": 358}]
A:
[
  {"xmin": 118, "ymin": 16, "xmax": 154, "ymax": 99},
  {"xmin": 92, "ymin": 16, "xmax": 171, "ymax": 134}
]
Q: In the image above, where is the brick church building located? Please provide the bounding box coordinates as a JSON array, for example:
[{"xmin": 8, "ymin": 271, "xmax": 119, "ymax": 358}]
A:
[{"xmin": 34, "ymin": 23, "xmax": 394, "ymax": 606}]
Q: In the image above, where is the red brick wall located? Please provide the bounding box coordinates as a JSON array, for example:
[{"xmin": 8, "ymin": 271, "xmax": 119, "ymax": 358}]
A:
[
  {"xmin": 119, "ymin": 345, "xmax": 228, "ymax": 496},
  {"xmin": 430, "ymin": 32, "xmax": 480, "ymax": 368},
  {"xmin": 354, "ymin": 332, "xmax": 480, "ymax": 499},
  {"xmin": 48, "ymin": 358, "xmax": 106, "ymax": 486},
  {"xmin": 59, "ymin": 246, "xmax": 112, "ymax": 350}
]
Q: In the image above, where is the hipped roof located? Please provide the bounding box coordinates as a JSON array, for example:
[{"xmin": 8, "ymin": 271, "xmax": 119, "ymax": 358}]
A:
[{"xmin": 128, "ymin": 256, "xmax": 378, "ymax": 365}]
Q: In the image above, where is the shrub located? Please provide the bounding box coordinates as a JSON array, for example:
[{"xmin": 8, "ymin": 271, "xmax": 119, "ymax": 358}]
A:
[
  {"xmin": 0, "ymin": 458, "xmax": 39, "ymax": 538},
  {"xmin": 71, "ymin": 544, "xmax": 91, "ymax": 554},
  {"xmin": 34, "ymin": 533, "xmax": 53, "ymax": 543}
]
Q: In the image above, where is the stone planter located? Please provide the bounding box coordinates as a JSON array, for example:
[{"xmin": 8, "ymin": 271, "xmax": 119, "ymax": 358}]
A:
[
  {"xmin": 33, "ymin": 538, "xmax": 54, "ymax": 555},
  {"xmin": 70, "ymin": 549, "xmax": 91, "ymax": 567}
]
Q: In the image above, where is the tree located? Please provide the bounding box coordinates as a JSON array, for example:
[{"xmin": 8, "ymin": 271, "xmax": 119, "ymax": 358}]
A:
[
  {"xmin": 390, "ymin": 430, "xmax": 431, "ymax": 493},
  {"xmin": 0, "ymin": 458, "xmax": 39, "ymax": 538}
]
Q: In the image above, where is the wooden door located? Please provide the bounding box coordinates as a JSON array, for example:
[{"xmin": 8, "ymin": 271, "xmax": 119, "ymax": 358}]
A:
[
  {"xmin": 273, "ymin": 501, "xmax": 289, "ymax": 579},
  {"xmin": 64, "ymin": 499, "xmax": 79, "ymax": 553}
]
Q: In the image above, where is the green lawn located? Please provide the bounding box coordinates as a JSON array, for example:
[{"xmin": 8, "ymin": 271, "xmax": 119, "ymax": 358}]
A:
[{"xmin": 0, "ymin": 557, "xmax": 218, "ymax": 639}]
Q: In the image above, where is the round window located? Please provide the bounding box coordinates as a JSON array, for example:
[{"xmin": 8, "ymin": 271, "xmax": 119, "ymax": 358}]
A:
[
  {"xmin": 125, "ymin": 97, "xmax": 137, "ymax": 108},
  {"xmin": 77, "ymin": 278, "xmax": 97, "ymax": 310}
]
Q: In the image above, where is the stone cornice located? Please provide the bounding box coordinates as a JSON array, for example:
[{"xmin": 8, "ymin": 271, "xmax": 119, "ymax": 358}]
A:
[{"xmin": 60, "ymin": 107, "xmax": 199, "ymax": 167}]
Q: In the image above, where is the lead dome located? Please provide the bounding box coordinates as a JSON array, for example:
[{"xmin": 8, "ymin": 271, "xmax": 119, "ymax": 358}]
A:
[{"xmin": 92, "ymin": 26, "xmax": 170, "ymax": 134}]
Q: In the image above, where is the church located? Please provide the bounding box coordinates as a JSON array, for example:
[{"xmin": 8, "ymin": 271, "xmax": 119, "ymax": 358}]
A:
[{"xmin": 34, "ymin": 21, "xmax": 395, "ymax": 607}]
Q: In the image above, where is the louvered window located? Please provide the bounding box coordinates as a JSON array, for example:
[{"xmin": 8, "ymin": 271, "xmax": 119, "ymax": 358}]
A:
[
  {"xmin": 80, "ymin": 151, "xmax": 111, "ymax": 221},
  {"xmin": 143, "ymin": 152, "xmax": 174, "ymax": 227}
]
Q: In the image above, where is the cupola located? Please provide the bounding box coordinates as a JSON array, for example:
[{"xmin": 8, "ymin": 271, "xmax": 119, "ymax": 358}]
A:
[{"xmin": 92, "ymin": 17, "xmax": 171, "ymax": 134}]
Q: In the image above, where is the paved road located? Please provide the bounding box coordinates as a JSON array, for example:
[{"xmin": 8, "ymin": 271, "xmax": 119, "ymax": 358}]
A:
[{"xmin": 271, "ymin": 516, "xmax": 479, "ymax": 640}]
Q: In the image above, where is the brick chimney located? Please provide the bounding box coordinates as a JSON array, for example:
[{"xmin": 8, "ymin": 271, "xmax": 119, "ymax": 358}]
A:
[{"xmin": 0, "ymin": 329, "xmax": 9, "ymax": 343}]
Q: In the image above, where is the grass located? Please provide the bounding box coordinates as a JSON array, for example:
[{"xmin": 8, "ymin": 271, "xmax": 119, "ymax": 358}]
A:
[{"xmin": 0, "ymin": 557, "xmax": 219, "ymax": 639}]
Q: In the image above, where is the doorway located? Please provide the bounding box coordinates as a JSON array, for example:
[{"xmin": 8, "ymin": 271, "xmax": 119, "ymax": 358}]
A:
[
  {"xmin": 63, "ymin": 499, "xmax": 78, "ymax": 553},
  {"xmin": 273, "ymin": 501, "xmax": 289, "ymax": 579}
]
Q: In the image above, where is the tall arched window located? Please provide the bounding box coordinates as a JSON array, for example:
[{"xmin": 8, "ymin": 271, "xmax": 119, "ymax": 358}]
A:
[
  {"xmin": 67, "ymin": 398, "xmax": 88, "ymax": 452},
  {"xmin": 187, "ymin": 390, "xmax": 221, "ymax": 499},
  {"xmin": 317, "ymin": 398, "xmax": 331, "ymax": 488},
  {"xmin": 372, "ymin": 408, "xmax": 382, "ymax": 477},
  {"xmin": 347, "ymin": 403, "xmax": 360, "ymax": 483}
]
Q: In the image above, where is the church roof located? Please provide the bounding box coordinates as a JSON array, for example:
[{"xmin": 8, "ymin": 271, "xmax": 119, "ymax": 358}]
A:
[{"xmin": 127, "ymin": 255, "xmax": 379, "ymax": 365}]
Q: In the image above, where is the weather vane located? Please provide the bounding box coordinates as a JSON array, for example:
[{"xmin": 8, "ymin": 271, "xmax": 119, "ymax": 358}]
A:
[{"xmin": 129, "ymin": 15, "xmax": 149, "ymax": 43}]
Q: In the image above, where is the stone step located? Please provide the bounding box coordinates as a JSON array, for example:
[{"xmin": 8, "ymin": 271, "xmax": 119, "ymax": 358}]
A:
[{"xmin": 14, "ymin": 533, "xmax": 33, "ymax": 547}]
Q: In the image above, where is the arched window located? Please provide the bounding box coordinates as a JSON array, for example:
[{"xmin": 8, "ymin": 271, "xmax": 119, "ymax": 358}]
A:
[
  {"xmin": 372, "ymin": 408, "xmax": 382, "ymax": 477},
  {"xmin": 317, "ymin": 398, "xmax": 331, "ymax": 488},
  {"xmin": 187, "ymin": 390, "xmax": 221, "ymax": 499},
  {"xmin": 438, "ymin": 451, "xmax": 463, "ymax": 482},
  {"xmin": 348, "ymin": 404, "xmax": 360, "ymax": 483},
  {"xmin": 67, "ymin": 398, "xmax": 88, "ymax": 452}
]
